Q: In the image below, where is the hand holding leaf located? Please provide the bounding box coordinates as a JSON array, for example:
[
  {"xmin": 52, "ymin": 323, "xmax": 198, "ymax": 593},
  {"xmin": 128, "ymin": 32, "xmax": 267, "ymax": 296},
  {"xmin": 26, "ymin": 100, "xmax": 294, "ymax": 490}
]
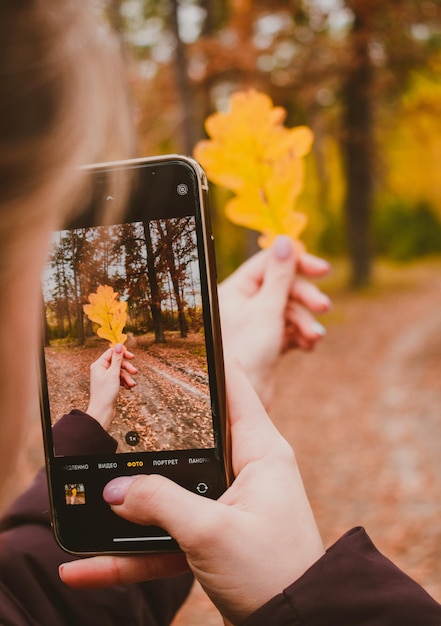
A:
[
  {"xmin": 194, "ymin": 89, "xmax": 313, "ymax": 249},
  {"xmin": 83, "ymin": 285, "xmax": 127, "ymax": 346}
]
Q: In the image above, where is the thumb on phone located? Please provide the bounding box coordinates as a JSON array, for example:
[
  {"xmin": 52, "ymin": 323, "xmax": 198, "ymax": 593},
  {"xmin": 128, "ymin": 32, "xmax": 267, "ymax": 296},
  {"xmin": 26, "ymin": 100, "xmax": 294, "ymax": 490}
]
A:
[
  {"xmin": 103, "ymin": 473, "xmax": 220, "ymax": 544},
  {"xmin": 59, "ymin": 473, "xmax": 218, "ymax": 588}
]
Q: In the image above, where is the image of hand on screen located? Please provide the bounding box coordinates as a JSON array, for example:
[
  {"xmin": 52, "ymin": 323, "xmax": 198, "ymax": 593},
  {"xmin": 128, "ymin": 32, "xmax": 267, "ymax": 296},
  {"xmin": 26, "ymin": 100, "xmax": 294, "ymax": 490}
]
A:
[{"xmin": 86, "ymin": 344, "xmax": 137, "ymax": 431}]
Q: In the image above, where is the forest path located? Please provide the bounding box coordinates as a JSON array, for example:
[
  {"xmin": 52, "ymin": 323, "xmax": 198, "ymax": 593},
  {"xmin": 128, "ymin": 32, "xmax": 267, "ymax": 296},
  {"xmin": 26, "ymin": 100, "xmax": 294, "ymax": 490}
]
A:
[{"xmin": 45, "ymin": 334, "xmax": 213, "ymax": 454}]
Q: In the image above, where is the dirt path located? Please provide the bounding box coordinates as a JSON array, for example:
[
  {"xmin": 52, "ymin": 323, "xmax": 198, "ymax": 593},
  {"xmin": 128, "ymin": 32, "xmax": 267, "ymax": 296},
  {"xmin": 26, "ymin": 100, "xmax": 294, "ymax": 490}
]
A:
[{"xmin": 44, "ymin": 338, "xmax": 213, "ymax": 453}]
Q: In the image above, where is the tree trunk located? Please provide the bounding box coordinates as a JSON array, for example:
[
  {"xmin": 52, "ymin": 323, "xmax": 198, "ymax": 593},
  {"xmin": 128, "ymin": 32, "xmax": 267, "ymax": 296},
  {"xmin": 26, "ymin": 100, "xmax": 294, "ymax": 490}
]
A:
[
  {"xmin": 341, "ymin": 9, "xmax": 375, "ymax": 288},
  {"xmin": 70, "ymin": 232, "xmax": 85, "ymax": 346},
  {"xmin": 157, "ymin": 221, "xmax": 189, "ymax": 338},
  {"xmin": 42, "ymin": 297, "xmax": 50, "ymax": 347},
  {"xmin": 143, "ymin": 221, "xmax": 165, "ymax": 343},
  {"xmin": 169, "ymin": 0, "xmax": 200, "ymax": 153}
]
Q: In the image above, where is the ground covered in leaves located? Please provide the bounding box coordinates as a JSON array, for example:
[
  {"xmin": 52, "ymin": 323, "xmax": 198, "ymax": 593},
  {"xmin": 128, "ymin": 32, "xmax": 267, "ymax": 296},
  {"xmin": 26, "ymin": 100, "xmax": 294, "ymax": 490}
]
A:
[
  {"xmin": 45, "ymin": 332, "xmax": 213, "ymax": 453},
  {"xmin": 6, "ymin": 260, "xmax": 441, "ymax": 625}
]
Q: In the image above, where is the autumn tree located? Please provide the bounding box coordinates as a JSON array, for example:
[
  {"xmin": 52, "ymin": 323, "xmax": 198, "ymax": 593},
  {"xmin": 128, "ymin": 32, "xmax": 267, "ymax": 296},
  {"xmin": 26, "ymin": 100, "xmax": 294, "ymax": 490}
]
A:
[
  {"xmin": 341, "ymin": 1, "xmax": 376, "ymax": 288},
  {"xmin": 114, "ymin": 222, "xmax": 150, "ymax": 330},
  {"xmin": 49, "ymin": 233, "xmax": 73, "ymax": 338},
  {"xmin": 340, "ymin": 0, "xmax": 441, "ymax": 286},
  {"xmin": 46, "ymin": 227, "xmax": 123, "ymax": 344},
  {"xmin": 155, "ymin": 217, "xmax": 198, "ymax": 338},
  {"xmin": 104, "ymin": 0, "xmax": 441, "ymax": 286},
  {"xmin": 143, "ymin": 220, "xmax": 166, "ymax": 343}
]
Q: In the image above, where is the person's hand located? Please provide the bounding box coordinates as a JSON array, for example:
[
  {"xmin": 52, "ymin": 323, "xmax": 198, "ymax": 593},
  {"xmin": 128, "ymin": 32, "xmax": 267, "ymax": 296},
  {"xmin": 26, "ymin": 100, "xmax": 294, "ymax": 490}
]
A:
[
  {"xmin": 59, "ymin": 359, "xmax": 325, "ymax": 625},
  {"xmin": 219, "ymin": 235, "xmax": 331, "ymax": 405},
  {"xmin": 86, "ymin": 344, "xmax": 136, "ymax": 430}
]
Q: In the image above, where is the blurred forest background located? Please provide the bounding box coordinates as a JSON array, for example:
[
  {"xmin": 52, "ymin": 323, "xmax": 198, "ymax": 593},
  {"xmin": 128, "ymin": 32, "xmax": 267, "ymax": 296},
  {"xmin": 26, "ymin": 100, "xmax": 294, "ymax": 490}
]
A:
[{"xmin": 104, "ymin": 0, "xmax": 441, "ymax": 287}]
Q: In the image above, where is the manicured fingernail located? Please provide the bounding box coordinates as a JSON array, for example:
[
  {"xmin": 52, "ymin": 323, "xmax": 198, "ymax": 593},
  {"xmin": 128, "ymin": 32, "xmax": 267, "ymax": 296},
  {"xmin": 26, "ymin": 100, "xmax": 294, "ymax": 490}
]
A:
[
  {"xmin": 320, "ymin": 294, "xmax": 332, "ymax": 310},
  {"xmin": 313, "ymin": 321, "xmax": 326, "ymax": 336},
  {"xmin": 272, "ymin": 235, "xmax": 294, "ymax": 261},
  {"xmin": 103, "ymin": 476, "xmax": 137, "ymax": 505},
  {"xmin": 114, "ymin": 343, "xmax": 123, "ymax": 354}
]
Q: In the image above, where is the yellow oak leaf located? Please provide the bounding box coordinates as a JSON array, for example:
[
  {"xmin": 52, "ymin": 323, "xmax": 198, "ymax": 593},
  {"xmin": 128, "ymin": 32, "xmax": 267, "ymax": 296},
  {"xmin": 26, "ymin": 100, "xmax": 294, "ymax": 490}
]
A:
[
  {"xmin": 83, "ymin": 285, "xmax": 127, "ymax": 346},
  {"xmin": 194, "ymin": 89, "xmax": 313, "ymax": 248}
]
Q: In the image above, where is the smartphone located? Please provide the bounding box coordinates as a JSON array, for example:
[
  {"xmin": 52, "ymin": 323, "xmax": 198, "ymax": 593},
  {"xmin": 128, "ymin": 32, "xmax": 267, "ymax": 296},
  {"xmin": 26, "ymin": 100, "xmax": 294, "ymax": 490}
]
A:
[{"xmin": 39, "ymin": 155, "xmax": 231, "ymax": 554}]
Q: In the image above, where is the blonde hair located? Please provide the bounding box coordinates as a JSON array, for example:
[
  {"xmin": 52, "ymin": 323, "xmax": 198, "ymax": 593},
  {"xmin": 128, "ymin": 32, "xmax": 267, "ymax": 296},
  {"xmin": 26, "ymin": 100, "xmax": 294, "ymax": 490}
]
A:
[
  {"xmin": 0, "ymin": 1, "xmax": 135, "ymax": 266},
  {"xmin": 0, "ymin": 1, "xmax": 137, "ymax": 508}
]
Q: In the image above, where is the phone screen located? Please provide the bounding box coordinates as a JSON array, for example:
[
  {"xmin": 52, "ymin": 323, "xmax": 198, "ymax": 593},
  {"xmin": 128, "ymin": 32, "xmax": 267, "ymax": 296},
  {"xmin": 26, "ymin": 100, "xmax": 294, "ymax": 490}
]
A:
[{"xmin": 40, "ymin": 157, "xmax": 229, "ymax": 553}]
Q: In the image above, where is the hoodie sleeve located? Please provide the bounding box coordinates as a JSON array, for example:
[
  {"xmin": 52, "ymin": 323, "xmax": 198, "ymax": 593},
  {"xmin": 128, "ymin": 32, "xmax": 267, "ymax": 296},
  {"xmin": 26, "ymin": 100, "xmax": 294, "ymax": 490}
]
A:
[
  {"xmin": 242, "ymin": 527, "xmax": 441, "ymax": 626},
  {"xmin": 0, "ymin": 411, "xmax": 116, "ymax": 528}
]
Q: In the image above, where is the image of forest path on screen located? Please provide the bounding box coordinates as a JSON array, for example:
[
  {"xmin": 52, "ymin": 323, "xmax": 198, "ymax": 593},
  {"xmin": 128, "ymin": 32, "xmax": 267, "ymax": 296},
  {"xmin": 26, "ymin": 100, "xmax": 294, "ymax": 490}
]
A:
[{"xmin": 42, "ymin": 217, "xmax": 215, "ymax": 454}]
